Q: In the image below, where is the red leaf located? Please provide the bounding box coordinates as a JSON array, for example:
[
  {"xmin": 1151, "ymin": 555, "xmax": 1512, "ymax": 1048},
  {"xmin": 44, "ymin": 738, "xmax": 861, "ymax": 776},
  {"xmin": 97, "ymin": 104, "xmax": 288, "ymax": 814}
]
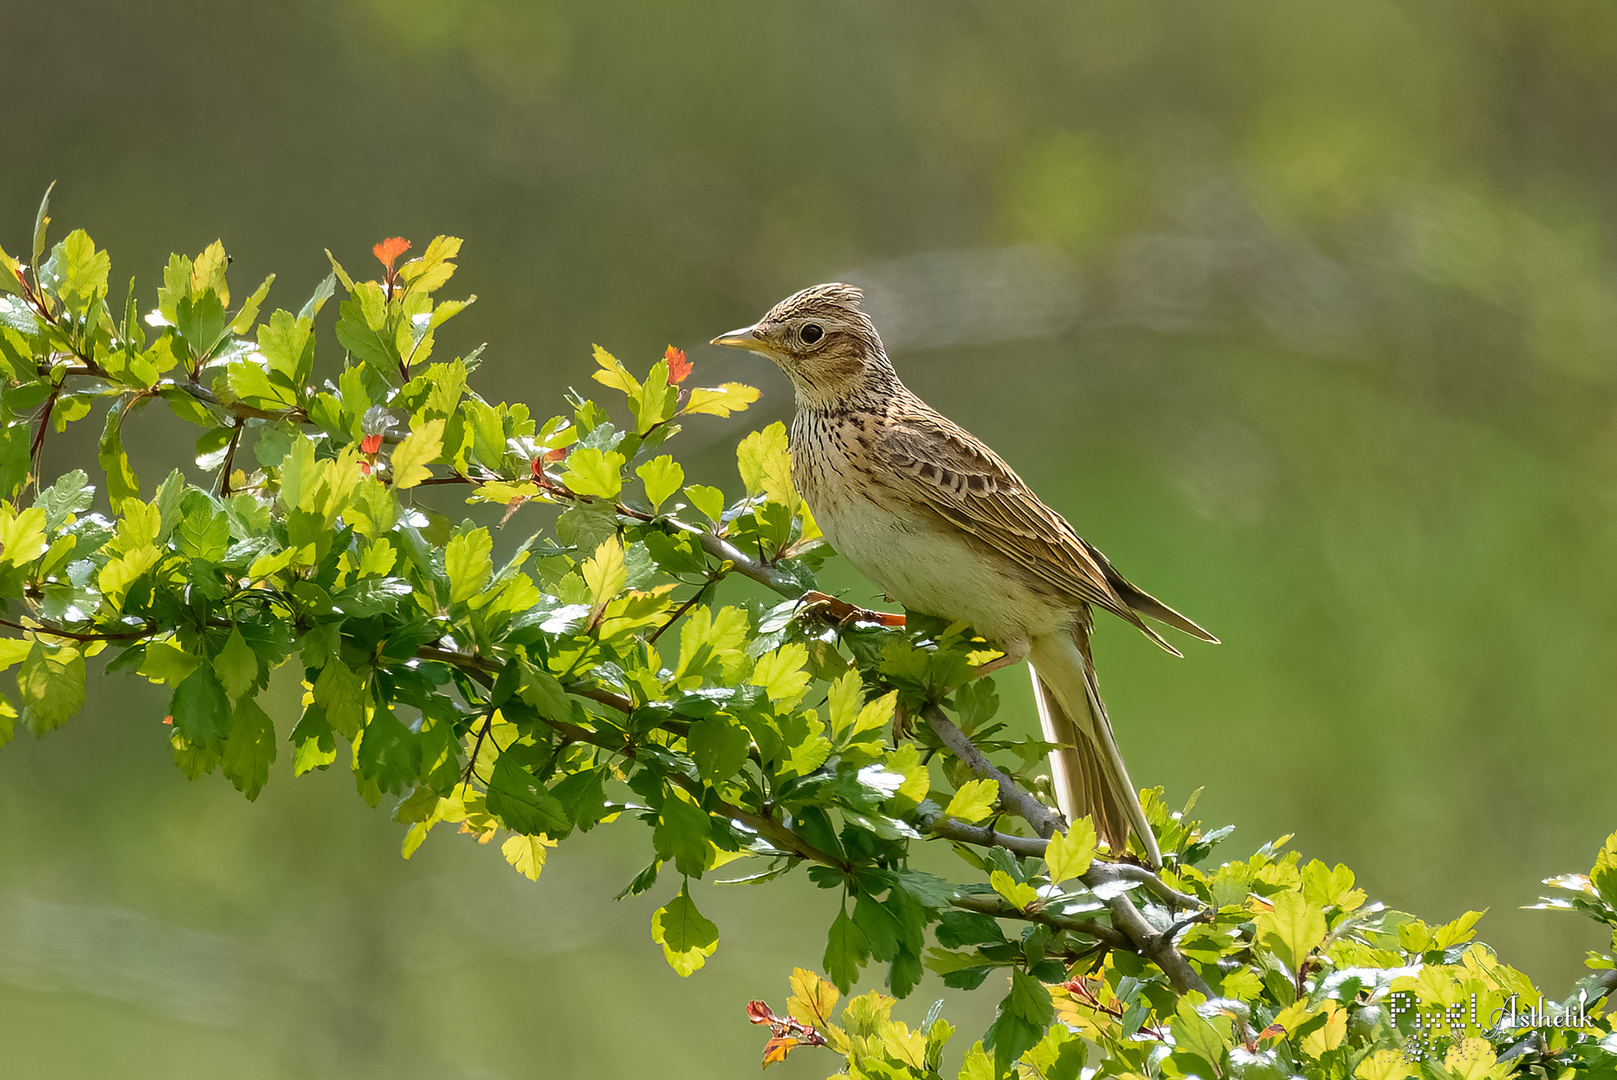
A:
[
  {"xmin": 360, "ymin": 433, "xmax": 384, "ymax": 455},
  {"xmin": 761, "ymin": 1037, "xmax": 798, "ymax": 1068},
  {"xmin": 745, "ymin": 1001, "xmax": 777, "ymax": 1025},
  {"xmin": 161, "ymin": 715, "xmax": 173, "ymax": 726},
  {"xmin": 665, "ymin": 345, "xmax": 692, "ymax": 384},
  {"xmin": 373, "ymin": 237, "xmax": 411, "ymax": 271},
  {"xmin": 359, "ymin": 460, "xmax": 372, "ymax": 476}
]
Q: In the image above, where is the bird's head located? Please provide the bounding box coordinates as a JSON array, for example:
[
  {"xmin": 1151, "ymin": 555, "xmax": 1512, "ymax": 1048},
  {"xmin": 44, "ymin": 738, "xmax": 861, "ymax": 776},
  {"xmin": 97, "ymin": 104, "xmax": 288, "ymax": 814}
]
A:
[{"xmin": 711, "ymin": 283, "xmax": 895, "ymax": 409}]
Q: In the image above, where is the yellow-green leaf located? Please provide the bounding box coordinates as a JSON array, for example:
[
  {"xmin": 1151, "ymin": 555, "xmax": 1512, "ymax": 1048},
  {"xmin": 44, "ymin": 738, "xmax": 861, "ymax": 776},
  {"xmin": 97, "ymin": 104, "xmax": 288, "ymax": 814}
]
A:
[
  {"xmin": 582, "ymin": 536, "xmax": 627, "ymax": 610},
  {"xmin": 1354, "ymin": 1048, "xmax": 1414, "ymax": 1080},
  {"xmin": 1256, "ymin": 890, "xmax": 1327, "ymax": 971},
  {"xmin": 589, "ymin": 343, "xmax": 640, "ymax": 396},
  {"xmin": 501, "ymin": 834, "xmax": 557, "ymax": 882},
  {"xmin": 684, "ymin": 381, "xmax": 759, "ymax": 417},
  {"xmin": 945, "ymin": 779, "xmax": 998, "ymax": 824},
  {"xmin": 390, "ymin": 418, "xmax": 444, "ymax": 489},
  {"xmin": 989, "ymin": 870, "xmax": 1038, "ymax": 910},
  {"xmin": 562, "ymin": 446, "xmax": 626, "ymax": 499},
  {"xmin": 750, "ymin": 643, "xmax": 811, "ymax": 704},
  {"xmin": 636, "ymin": 455, "xmax": 683, "ymax": 510},
  {"xmin": 651, "ymin": 882, "xmax": 718, "ymax": 977},
  {"xmin": 1045, "ymin": 816, "xmax": 1096, "ymax": 884}
]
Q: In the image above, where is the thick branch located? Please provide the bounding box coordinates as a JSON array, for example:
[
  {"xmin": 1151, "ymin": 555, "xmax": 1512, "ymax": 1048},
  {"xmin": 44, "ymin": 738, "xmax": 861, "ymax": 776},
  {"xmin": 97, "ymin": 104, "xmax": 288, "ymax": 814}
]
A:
[
  {"xmin": 922, "ymin": 704, "xmax": 1064, "ymax": 839},
  {"xmin": 920, "ymin": 706, "xmax": 1213, "ymax": 998}
]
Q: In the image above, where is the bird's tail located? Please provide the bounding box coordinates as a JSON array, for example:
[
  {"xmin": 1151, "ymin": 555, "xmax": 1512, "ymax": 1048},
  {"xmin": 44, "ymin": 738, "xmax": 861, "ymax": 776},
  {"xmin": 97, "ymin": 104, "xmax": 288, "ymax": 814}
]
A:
[{"xmin": 1028, "ymin": 633, "xmax": 1162, "ymax": 867}]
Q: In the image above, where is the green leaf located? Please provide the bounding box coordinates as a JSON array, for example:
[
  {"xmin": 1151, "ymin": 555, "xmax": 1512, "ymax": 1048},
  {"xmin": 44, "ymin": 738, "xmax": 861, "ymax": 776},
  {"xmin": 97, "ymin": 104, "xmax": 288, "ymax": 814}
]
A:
[
  {"xmin": 47, "ymin": 229, "xmax": 110, "ymax": 313},
  {"xmin": 356, "ymin": 709, "xmax": 421, "ymax": 795},
  {"xmin": 335, "ymin": 283, "xmax": 396, "ymax": 374},
  {"xmin": 390, "ymin": 418, "xmax": 443, "ymax": 489},
  {"xmin": 397, "ymin": 235, "xmax": 462, "ymax": 293},
  {"xmin": 138, "ymin": 640, "xmax": 200, "ymax": 686},
  {"xmin": 0, "ymin": 506, "xmax": 47, "ymax": 569},
  {"xmin": 750, "ymin": 643, "xmax": 810, "ymax": 704},
  {"xmin": 1023, "ymin": 1025, "xmax": 1084, "ymax": 1080},
  {"xmin": 636, "ymin": 455, "xmax": 684, "ymax": 510},
  {"xmin": 17, "ymin": 642, "xmax": 85, "ymax": 733},
  {"xmin": 169, "ymin": 667, "xmax": 231, "ymax": 751},
  {"xmin": 518, "ymin": 660, "xmax": 572, "ymax": 719},
  {"xmin": 1432, "ymin": 909, "xmax": 1486, "ymax": 950},
  {"xmin": 853, "ymin": 892, "xmax": 902, "ymax": 962},
  {"xmin": 177, "ymin": 506, "xmax": 231, "ymax": 562},
  {"xmin": 31, "ymin": 181, "xmax": 53, "ymax": 270},
  {"xmin": 176, "ymin": 291, "xmax": 226, "ymax": 360},
  {"xmin": 945, "ymin": 779, "xmax": 999, "ymax": 825},
  {"xmin": 98, "ymin": 398, "xmax": 140, "ymax": 503},
  {"xmin": 651, "ymin": 883, "xmax": 718, "ymax": 977},
  {"xmin": 1256, "ymin": 890, "xmax": 1327, "ymax": 971},
  {"xmin": 654, "ymin": 792, "xmax": 712, "ymax": 877},
  {"xmin": 486, "ymin": 753, "xmax": 570, "ymax": 836},
  {"xmin": 825, "ymin": 907, "xmax": 870, "ymax": 992},
  {"xmin": 1170, "ymin": 995, "xmax": 1231, "ymax": 1075},
  {"xmin": 222, "ymin": 696, "xmax": 276, "ymax": 800},
  {"xmin": 562, "ymin": 446, "xmax": 626, "ymax": 499},
  {"xmin": 989, "ymin": 870, "xmax": 1038, "ymax": 910},
  {"xmin": 445, "ymin": 527, "xmax": 494, "ymax": 605},
  {"xmin": 229, "ymin": 273, "xmax": 275, "ymax": 334},
  {"xmin": 735, "ymin": 421, "xmax": 795, "ymax": 504},
  {"xmin": 1045, "ymin": 818, "xmax": 1096, "ymax": 885},
  {"xmin": 214, "ymin": 626, "xmax": 260, "ymax": 701},
  {"xmin": 987, "ymin": 971, "xmax": 1053, "ymax": 1077},
  {"xmin": 291, "ymin": 704, "xmax": 337, "ymax": 775},
  {"xmin": 958, "ymin": 1042, "xmax": 994, "ymax": 1080},
  {"xmin": 589, "ymin": 343, "xmax": 640, "ymax": 396},
  {"xmin": 689, "ymin": 717, "xmax": 750, "ymax": 786},
  {"xmin": 683, "ymin": 484, "xmax": 725, "ymax": 523}
]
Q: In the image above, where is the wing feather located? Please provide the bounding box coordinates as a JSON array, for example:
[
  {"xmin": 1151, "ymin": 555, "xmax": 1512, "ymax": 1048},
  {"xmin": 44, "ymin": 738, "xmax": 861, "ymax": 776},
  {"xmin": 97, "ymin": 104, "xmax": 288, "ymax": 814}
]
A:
[{"xmin": 871, "ymin": 404, "xmax": 1169, "ymax": 641}]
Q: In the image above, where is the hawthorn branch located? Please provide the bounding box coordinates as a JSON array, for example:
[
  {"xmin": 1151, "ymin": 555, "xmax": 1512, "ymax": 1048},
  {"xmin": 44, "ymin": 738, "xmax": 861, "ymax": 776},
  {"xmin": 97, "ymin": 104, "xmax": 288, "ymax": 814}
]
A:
[
  {"xmin": 949, "ymin": 893, "xmax": 1130, "ymax": 951},
  {"xmin": 0, "ymin": 616, "xmax": 155, "ymax": 643},
  {"xmin": 922, "ymin": 704, "xmax": 1064, "ymax": 839},
  {"xmin": 415, "ymin": 642, "xmax": 849, "ymax": 870},
  {"xmin": 919, "ymin": 705, "xmax": 1213, "ymax": 998}
]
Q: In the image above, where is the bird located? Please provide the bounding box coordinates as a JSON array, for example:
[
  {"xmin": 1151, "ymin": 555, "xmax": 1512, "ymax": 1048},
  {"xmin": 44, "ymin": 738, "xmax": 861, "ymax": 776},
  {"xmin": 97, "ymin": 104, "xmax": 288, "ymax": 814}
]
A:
[{"xmin": 711, "ymin": 283, "xmax": 1216, "ymax": 866}]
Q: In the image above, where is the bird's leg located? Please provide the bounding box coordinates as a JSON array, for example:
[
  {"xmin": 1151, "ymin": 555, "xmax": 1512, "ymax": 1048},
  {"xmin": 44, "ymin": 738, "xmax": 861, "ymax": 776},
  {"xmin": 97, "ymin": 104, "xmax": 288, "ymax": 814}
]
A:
[
  {"xmin": 974, "ymin": 636, "xmax": 1030, "ymax": 678},
  {"xmin": 796, "ymin": 590, "xmax": 907, "ymax": 628}
]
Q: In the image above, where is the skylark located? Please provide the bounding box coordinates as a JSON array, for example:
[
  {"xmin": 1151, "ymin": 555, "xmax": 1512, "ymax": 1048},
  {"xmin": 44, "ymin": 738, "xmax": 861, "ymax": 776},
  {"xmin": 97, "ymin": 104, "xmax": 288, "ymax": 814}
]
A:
[{"xmin": 713, "ymin": 283, "xmax": 1216, "ymax": 866}]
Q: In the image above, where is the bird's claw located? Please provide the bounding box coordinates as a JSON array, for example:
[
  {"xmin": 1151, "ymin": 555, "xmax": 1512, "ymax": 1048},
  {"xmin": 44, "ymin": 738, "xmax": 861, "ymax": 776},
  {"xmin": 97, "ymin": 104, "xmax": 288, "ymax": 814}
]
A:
[{"xmin": 796, "ymin": 590, "xmax": 907, "ymax": 628}]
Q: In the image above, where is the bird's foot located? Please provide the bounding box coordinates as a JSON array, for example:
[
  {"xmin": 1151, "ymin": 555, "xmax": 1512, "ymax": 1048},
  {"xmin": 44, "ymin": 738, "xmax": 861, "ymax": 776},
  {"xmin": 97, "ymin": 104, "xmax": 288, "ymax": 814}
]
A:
[
  {"xmin": 972, "ymin": 637, "xmax": 1030, "ymax": 679},
  {"xmin": 796, "ymin": 590, "xmax": 907, "ymax": 628}
]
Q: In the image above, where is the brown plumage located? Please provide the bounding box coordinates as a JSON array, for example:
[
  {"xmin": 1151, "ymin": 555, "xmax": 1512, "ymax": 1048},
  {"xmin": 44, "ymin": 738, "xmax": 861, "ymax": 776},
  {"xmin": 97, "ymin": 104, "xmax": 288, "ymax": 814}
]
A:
[{"xmin": 713, "ymin": 283, "xmax": 1215, "ymax": 866}]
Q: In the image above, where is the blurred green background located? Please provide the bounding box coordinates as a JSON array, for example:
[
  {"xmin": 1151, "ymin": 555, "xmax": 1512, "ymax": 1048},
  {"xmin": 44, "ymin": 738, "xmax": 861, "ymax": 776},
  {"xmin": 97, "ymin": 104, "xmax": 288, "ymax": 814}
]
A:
[{"xmin": 5, "ymin": 1, "xmax": 1617, "ymax": 1076}]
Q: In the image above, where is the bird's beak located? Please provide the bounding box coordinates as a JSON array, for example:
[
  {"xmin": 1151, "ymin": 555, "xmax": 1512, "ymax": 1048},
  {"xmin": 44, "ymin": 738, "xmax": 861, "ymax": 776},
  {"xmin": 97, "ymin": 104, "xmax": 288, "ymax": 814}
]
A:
[{"xmin": 710, "ymin": 324, "xmax": 768, "ymax": 353}]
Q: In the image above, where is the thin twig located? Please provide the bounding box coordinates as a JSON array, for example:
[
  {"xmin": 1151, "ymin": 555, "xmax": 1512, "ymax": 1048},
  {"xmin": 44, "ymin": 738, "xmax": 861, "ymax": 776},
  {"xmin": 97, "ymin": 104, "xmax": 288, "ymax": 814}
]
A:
[
  {"xmin": 217, "ymin": 421, "xmax": 244, "ymax": 497},
  {"xmin": 647, "ymin": 577, "xmax": 714, "ymax": 646},
  {"xmin": 949, "ymin": 893, "xmax": 1131, "ymax": 951},
  {"xmin": 0, "ymin": 616, "xmax": 154, "ymax": 643}
]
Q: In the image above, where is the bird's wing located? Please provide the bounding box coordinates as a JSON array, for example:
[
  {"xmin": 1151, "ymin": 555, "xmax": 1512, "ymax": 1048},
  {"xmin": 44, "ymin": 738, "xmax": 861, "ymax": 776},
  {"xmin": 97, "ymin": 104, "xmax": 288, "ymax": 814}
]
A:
[{"xmin": 872, "ymin": 401, "xmax": 1180, "ymax": 652}]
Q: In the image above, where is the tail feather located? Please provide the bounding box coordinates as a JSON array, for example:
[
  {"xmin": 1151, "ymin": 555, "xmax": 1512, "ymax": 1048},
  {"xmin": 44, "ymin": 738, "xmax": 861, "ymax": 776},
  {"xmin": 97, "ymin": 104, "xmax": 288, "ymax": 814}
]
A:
[
  {"xmin": 1029, "ymin": 633, "xmax": 1161, "ymax": 867},
  {"xmin": 1080, "ymin": 538, "xmax": 1220, "ymax": 645}
]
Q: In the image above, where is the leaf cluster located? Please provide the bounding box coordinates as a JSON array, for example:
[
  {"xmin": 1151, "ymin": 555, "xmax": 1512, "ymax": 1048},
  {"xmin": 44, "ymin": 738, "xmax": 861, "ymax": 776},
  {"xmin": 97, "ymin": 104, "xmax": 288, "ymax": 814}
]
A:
[{"xmin": 2, "ymin": 195, "xmax": 1612, "ymax": 1080}]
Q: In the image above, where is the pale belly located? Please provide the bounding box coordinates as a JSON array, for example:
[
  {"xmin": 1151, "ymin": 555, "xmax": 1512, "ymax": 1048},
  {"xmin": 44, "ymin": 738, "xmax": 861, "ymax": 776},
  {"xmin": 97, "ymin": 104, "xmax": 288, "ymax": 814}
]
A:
[{"xmin": 796, "ymin": 440, "xmax": 1072, "ymax": 645}]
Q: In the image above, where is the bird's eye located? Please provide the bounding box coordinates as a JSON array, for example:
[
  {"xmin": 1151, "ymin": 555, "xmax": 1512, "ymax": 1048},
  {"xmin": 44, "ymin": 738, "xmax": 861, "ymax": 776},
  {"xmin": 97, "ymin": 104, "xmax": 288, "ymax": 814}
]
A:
[{"xmin": 800, "ymin": 323, "xmax": 824, "ymax": 344}]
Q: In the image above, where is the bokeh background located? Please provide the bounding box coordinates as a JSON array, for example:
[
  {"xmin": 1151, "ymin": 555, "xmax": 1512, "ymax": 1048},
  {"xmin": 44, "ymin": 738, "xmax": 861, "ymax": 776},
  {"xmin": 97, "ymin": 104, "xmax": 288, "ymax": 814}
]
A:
[{"xmin": 4, "ymin": 1, "xmax": 1617, "ymax": 1076}]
